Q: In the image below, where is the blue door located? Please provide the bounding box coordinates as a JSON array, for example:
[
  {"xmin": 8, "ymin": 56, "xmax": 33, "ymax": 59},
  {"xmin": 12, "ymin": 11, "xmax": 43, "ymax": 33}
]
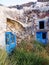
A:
[
  {"xmin": 36, "ymin": 32, "xmax": 47, "ymax": 44},
  {"xmin": 5, "ymin": 32, "xmax": 16, "ymax": 53}
]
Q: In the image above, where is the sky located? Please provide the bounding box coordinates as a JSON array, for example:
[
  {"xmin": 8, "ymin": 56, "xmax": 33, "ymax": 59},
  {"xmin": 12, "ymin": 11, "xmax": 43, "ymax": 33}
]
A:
[{"xmin": 0, "ymin": 0, "xmax": 37, "ymax": 6}]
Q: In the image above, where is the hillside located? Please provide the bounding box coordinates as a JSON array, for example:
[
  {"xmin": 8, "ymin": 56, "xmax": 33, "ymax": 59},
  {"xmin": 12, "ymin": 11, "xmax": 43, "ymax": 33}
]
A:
[{"xmin": 9, "ymin": 2, "xmax": 36, "ymax": 9}]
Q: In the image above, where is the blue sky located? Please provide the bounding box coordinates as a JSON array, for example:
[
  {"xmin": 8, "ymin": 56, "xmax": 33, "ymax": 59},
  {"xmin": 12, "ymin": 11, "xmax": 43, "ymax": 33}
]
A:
[{"xmin": 0, "ymin": 0, "xmax": 37, "ymax": 6}]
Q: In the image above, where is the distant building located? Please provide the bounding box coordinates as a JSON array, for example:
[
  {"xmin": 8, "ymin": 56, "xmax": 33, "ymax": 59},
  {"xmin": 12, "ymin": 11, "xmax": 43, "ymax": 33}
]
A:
[{"xmin": 37, "ymin": 0, "xmax": 49, "ymax": 2}]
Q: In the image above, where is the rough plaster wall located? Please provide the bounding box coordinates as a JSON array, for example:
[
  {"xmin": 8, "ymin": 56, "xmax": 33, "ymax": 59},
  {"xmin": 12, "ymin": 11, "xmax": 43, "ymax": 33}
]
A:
[
  {"xmin": 47, "ymin": 31, "xmax": 49, "ymax": 42},
  {"xmin": 34, "ymin": 17, "xmax": 48, "ymax": 31},
  {"xmin": 7, "ymin": 19, "xmax": 24, "ymax": 32},
  {"xmin": 0, "ymin": 5, "xmax": 49, "ymax": 46},
  {"xmin": 7, "ymin": 19, "xmax": 26, "ymax": 43},
  {"xmin": 0, "ymin": 10, "xmax": 6, "ymax": 48},
  {"xmin": 7, "ymin": 19, "xmax": 34, "ymax": 43}
]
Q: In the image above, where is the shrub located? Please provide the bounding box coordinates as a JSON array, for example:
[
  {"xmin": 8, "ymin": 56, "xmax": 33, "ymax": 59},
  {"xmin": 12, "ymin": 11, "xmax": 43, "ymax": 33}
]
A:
[
  {"xmin": 0, "ymin": 40, "xmax": 49, "ymax": 65},
  {"xmin": 7, "ymin": 48, "xmax": 49, "ymax": 65}
]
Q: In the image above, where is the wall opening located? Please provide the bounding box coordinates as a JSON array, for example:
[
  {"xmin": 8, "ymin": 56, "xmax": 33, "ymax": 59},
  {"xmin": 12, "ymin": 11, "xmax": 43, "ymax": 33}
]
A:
[
  {"xmin": 42, "ymin": 33, "xmax": 46, "ymax": 39},
  {"xmin": 39, "ymin": 21, "xmax": 44, "ymax": 29},
  {"xmin": 36, "ymin": 32, "xmax": 47, "ymax": 44}
]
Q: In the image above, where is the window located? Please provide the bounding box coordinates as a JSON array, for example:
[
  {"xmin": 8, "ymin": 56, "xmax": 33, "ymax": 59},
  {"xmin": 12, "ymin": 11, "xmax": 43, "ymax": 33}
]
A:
[
  {"xmin": 42, "ymin": 33, "xmax": 46, "ymax": 39},
  {"xmin": 39, "ymin": 21, "xmax": 44, "ymax": 29}
]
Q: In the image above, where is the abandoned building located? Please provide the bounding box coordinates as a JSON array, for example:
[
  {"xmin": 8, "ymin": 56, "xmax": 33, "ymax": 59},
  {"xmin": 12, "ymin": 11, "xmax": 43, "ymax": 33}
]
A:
[
  {"xmin": 0, "ymin": 1, "xmax": 49, "ymax": 53},
  {"xmin": 0, "ymin": 6, "xmax": 26, "ymax": 53}
]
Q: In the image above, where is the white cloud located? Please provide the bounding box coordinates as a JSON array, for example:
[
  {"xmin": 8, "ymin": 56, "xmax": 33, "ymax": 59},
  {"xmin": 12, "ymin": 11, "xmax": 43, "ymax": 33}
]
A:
[
  {"xmin": 17, "ymin": 0, "xmax": 37, "ymax": 5},
  {"xmin": 0, "ymin": 0, "xmax": 37, "ymax": 6}
]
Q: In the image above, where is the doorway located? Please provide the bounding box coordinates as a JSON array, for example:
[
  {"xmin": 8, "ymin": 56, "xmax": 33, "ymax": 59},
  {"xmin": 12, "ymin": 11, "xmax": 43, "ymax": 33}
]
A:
[
  {"xmin": 36, "ymin": 32, "xmax": 47, "ymax": 44},
  {"xmin": 42, "ymin": 32, "xmax": 46, "ymax": 39}
]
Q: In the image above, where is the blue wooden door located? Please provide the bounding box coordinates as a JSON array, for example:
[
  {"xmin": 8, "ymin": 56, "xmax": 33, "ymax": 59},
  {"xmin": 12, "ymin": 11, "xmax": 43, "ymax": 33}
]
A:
[
  {"xmin": 36, "ymin": 32, "xmax": 47, "ymax": 44},
  {"xmin": 5, "ymin": 32, "xmax": 16, "ymax": 53}
]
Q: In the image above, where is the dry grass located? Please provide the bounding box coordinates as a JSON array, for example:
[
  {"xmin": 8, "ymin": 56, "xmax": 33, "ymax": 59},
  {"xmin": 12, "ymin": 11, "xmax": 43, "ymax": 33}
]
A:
[{"xmin": 0, "ymin": 37, "xmax": 49, "ymax": 65}]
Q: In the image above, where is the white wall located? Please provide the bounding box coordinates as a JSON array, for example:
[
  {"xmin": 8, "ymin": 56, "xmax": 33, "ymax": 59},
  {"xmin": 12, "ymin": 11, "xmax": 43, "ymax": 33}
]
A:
[{"xmin": 0, "ymin": 10, "xmax": 6, "ymax": 49}]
